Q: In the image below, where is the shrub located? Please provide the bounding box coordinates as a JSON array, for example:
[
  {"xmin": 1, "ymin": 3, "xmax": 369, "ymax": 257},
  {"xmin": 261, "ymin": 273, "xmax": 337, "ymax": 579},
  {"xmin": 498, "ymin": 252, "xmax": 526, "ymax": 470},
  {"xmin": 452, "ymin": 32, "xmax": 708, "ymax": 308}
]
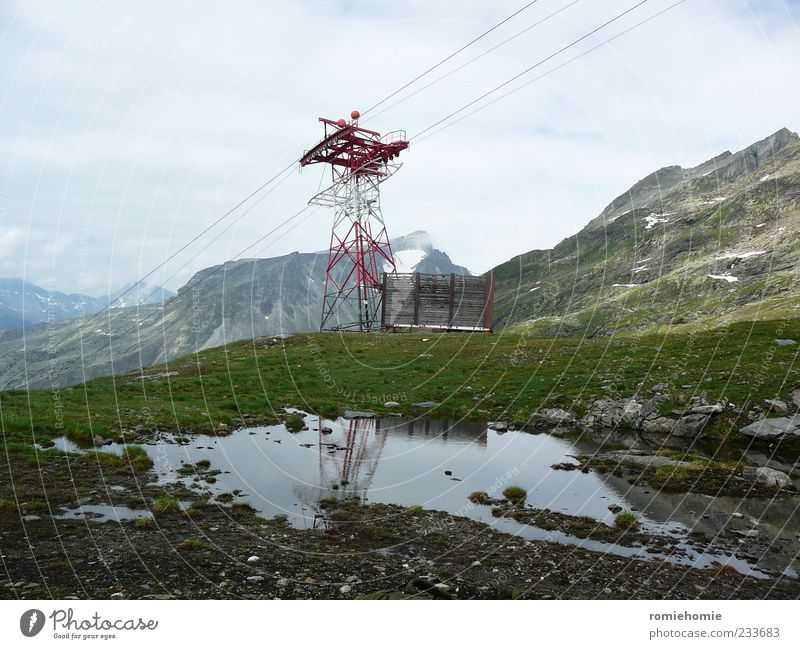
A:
[
  {"xmin": 502, "ymin": 486, "xmax": 527, "ymax": 504},
  {"xmin": 284, "ymin": 414, "xmax": 305, "ymax": 432},
  {"xmin": 614, "ymin": 511, "xmax": 639, "ymax": 529},
  {"xmin": 152, "ymin": 495, "xmax": 181, "ymax": 514}
]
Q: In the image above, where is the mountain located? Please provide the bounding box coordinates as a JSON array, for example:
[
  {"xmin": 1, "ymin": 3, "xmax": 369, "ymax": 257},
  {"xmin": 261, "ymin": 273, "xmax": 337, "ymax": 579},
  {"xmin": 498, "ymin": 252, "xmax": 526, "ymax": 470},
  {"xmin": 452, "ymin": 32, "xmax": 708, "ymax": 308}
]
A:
[
  {"xmin": 0, "ymin": 231, "xmax": 468, "ymax": 389},
  {"xmin": 0, "ymin": 278, "xmax": 175, "ymax": 330},
  {"xmin": 490, "ymin": 128, "xmax": 800, "ymax": 335},
  {"xmin": 99, "ymin": 280, "xmax": 176, "ymax": 310},
  {"xmin": 0, "ymin": 278, "xmax": 103, "ymax": 329}
]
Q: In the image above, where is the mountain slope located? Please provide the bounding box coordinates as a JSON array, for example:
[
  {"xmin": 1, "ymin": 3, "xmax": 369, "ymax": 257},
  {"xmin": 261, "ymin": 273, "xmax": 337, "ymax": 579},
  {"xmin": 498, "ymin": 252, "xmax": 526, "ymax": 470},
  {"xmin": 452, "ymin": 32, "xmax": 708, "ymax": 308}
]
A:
[
  {"xmin": 0, "ymin": 231, "xmax": 468, "ymax": 389},
  {"xmin": 491, "ymin": 128, "xmax": 800, "ymax": 335}
]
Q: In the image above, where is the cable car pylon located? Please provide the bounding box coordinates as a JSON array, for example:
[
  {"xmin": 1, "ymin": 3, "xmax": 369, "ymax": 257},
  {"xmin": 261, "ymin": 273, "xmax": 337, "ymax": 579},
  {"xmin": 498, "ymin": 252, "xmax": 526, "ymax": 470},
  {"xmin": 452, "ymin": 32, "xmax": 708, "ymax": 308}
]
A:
[{"xmin": 300, "ymin": 110, "xmax": 409, "ymax": 332}]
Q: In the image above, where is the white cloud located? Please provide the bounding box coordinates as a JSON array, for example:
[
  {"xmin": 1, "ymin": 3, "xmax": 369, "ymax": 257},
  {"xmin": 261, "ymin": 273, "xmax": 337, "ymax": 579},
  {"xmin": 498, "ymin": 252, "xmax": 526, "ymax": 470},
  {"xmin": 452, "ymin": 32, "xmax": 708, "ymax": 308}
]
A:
[{"xmin": 0, "ymin": 0, "xmax": 798, "ymax": 294}]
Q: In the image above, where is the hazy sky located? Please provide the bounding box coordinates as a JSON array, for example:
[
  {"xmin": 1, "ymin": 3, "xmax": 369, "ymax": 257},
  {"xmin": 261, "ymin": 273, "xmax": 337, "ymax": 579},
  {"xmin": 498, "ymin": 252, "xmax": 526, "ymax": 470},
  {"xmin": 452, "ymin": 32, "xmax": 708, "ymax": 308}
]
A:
[{"xmin": 1, "ymin": 0, "xmax": 798, "ymax": 295}]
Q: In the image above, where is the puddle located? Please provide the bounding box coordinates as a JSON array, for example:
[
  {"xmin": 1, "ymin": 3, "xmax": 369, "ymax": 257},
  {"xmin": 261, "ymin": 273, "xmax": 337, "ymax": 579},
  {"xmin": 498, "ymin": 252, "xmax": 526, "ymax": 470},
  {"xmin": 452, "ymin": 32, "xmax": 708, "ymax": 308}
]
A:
[
  {"xmin": 47, "ymin": 413, "xmax": 800, "ymax": 579},
  {"xmin": 54, "ymin": 505, "xmax": 152, "ymax": 522}
]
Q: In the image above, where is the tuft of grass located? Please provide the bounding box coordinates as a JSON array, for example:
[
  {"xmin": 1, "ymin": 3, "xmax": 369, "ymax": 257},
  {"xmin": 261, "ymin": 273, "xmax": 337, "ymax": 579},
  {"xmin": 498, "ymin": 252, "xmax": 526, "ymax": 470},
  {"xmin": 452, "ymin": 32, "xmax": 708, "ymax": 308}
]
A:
[
  {"xmin": 152, "ymin": 495, "xmax": 181, "ymax": 514},
  {"xmin": 0, "ymin": 498, "xmax": 17, "ymax": 515},
  {"xmin": 179, "ymin": 538, "xmax": 204, "ymax": 551},
  {"xmin": 468, "ymin": 491, "xmax": 491, "ymax": 505},
  {"xmin": 614, "ymin": 511, "xmax": 639, "ymax": 530},
  {"xmin": 134, "ymin": 518, "xmax": 154, "ymax": 529},
  {"xmin": 122, "ymin": 445, "xmax": 153, "ymax": 472},
  {"xmin": 502, "ymin": 486, "xmax": 527, "ymax": 504},
  {"xmin": 406, "ymin": 505, "xmax": 423, "ymax": 516},
  {"xmin": 283, "ymin": 413, "xmax": 305, "ymax": 432}
]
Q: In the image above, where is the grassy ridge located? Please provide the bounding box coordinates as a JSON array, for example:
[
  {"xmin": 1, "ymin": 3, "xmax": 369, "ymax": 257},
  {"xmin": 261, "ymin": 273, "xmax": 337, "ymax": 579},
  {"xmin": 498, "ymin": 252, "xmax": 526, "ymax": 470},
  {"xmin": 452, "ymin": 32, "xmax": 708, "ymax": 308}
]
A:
[{"xmin": 0, "ymin": 317, "xmax": 798, "ymax": 450}]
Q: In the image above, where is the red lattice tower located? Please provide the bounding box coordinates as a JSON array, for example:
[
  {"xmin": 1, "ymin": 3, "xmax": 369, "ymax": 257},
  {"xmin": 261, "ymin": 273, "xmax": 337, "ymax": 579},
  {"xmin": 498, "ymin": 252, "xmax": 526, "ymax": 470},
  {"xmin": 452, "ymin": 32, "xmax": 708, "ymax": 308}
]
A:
[{"xmin": 300, "ymin": 110, "xmax": 409, "ymax": 331}]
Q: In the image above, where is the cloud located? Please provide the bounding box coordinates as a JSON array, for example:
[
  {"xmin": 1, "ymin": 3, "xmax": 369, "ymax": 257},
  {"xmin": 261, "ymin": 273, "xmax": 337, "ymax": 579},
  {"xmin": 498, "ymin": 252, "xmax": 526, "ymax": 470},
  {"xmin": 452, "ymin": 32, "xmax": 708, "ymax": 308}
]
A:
[{"xmin": 0, "ymin": 0, "xmax": 798, "ymax": 294}]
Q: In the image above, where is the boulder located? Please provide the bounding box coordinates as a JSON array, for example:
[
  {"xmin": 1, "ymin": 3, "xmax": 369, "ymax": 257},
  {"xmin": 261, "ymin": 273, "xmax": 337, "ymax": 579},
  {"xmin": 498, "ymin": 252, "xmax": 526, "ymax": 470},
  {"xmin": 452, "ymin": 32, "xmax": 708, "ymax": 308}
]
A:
[
  {"xmin": 740, "ymin": 416, "xmax": 800, "ymax": 441},
  {"xmin": 742, "ymin": 466, "xmax": 793, "ymax": 489},
  {"xmin": 792, "ymin": 389, "xmax": 800, "ymax": 410},
  {"xmin": 671, "ymin": 413, "xmax": 711, "ymax": 438},
  {"xmin": 93, "ymin": 435, "xmax": 105, "ymax": 446}
]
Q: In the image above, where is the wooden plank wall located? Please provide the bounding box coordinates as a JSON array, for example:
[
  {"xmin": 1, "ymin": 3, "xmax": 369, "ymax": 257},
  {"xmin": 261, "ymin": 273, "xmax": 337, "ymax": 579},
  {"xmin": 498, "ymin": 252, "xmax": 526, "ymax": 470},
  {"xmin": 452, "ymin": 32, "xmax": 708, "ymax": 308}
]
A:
[{"xmin": 381, "ymin": 272, "xmax": 492, "ymax": 330}]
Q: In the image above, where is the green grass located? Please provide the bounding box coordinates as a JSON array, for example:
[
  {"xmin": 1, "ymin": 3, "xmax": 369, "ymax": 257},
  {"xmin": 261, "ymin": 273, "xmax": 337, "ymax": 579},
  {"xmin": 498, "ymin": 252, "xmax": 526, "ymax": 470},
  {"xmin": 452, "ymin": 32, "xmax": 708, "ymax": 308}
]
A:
[
  {"xmin": 152, "ymin": 495, "xmax": 181, "ymax": 515},
  {"xmin": 614, "ymin": 511, "xmax": 640, "ymax": 529},
  {"xmin": 0, "ymin": 318, "xmax": 797, "ymax": 451},
  {"xmin": 121, "ymin": 445, "xmax": 153, "ymax": 472},
  {"xmin": 178, "ymin": 538, "xmax": 204, "ymax": 551},
  {"xmin": 502, "ymin": 486, "xmax": 527, "ymax": 504}
]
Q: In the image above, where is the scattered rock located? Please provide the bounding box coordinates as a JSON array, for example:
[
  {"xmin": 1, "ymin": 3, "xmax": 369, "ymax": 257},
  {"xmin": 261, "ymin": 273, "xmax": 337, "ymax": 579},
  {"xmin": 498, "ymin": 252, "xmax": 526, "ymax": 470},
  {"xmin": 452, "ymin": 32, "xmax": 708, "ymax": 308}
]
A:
[
  {"xmin": 791, "ymin": 389, "xmax": 800, "ymax": 410},
  {"xmin": 691, "ymin": 403, "xmax": 723, "ymax": 415},
  {"xmin": 411, "ymin": 402, "xmax": 438, "ymax": 409},
  {"xmin": 383, "ymin": 401, "xmax": 400, "ymax": 408},
  {"xmin": 774, "ymin": 339, "xmax": 796, "ymax": 346},
  {"xmin": 217, "ymin": 423, "xmax": 229, "ymax": 432},
  {"xmin": 608, "ymin": 504, "xmax": 623, "ymax": 514},
  {"xmin": 320, "ymin": 427, "xmax": 333, "ymax": 434},
  {"xmin": 339, "ymin": 584, "xmax": 352, "ymax": 594},
  {"xmin": 764, "ymin": 399, "xmax": 788, "ymax": 415},
  {"xmin": 489, "ymin": 421, "xmax": 508, "ymax": 432},
  {"xmin": 245, "ymin": 575, "xmax": 264, "ymax": 583},
  {"xmin": 343, "ymin": 410, "xmax": 375, "ymax": 419},
  {"xmin": 246, "ymin": 555, "xmax": 260, "ymax": 564},
  {"xmin": 276, "ymin": 577, "xmax": 289, "ymax": 587},
  {"xmin": 93, "ymin": 435, "xmax": 105, "ymax": 446},
  {"xmin": 22, "ymin": 515, "xmax": 41, "ymax": 522}
]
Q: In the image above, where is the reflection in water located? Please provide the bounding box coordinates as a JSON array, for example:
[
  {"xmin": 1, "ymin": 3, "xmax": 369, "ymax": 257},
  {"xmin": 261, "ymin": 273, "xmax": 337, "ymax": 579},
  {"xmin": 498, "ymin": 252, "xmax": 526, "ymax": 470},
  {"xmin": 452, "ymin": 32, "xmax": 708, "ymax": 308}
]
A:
[{"xmin": 45, "ymin": 413, "xmax": 799, "ymax": 579}]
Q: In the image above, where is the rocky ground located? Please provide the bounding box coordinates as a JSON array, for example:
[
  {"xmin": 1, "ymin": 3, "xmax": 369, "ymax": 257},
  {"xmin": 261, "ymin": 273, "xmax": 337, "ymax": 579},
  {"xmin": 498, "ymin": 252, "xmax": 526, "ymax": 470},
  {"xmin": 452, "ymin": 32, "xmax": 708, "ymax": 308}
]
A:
[{"xmin": 1, "ymin": 450, "xmax": 799, "ymax": 600}]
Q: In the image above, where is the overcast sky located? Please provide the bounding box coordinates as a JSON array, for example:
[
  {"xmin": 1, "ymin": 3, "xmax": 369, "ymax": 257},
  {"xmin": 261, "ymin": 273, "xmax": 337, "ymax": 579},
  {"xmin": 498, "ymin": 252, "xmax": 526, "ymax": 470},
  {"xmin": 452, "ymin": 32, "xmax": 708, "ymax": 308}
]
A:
[{"xmin": 1, "ymin": 0, "xmax": 798, "ymax": 295}]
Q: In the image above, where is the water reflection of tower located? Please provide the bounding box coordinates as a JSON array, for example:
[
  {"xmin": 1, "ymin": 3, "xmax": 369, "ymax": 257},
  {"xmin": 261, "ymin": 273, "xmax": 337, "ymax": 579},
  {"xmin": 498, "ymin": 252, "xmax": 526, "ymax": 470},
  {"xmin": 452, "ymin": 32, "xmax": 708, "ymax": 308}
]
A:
[{"xmin": 318, "ymin": 417, "xmax": 388, "ymax": 500}]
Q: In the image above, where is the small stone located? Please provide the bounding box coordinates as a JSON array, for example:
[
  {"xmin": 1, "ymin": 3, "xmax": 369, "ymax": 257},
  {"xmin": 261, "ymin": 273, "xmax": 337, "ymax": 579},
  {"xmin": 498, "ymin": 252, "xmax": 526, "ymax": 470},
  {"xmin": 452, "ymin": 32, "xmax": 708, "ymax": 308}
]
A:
[
  {"xmin": 276, "ymin": 577, "xmax": 289, "ymax": 587},
  {"xmin": 93, "ymin": 435, "xmax": 105, "ymax": 446},
  {"xmin": 471, "ymin": 560, "xmax": 481, "ymax": 567},
  {"xmin": 774, "ymin": 339, "xmax": 796, "ymax": 346},
  {"xmin": 764, "ymin": 399, "xmax": 788, "ymax": 415},
  {"xmin": 384, "ymin": 401, "xmax": 400, "ymax": 408},
  {"xmin": 247, "ymin": 555, "xmax": 260, "ymax": 564},
  {"xmin": 411, "ymin": 402, "xmax": 438, "ymax": 409},
  {"xmin": 345, "ymin": 575, "xmax": 358, "ymax": 583},
  {"xmin": 110, "ymin": 592, "xmax": 124, "ymax": 599},
  {"xmin": 246, "ymin": 575, "xmax": 264, "ymax": 583},
  {"xmin": 731, "ymin": 512, "xmax": 744, "ymax": 519},
  {"xmin": 22, "ymin": 515, "xmax": 41, "ymax": 522},
  {"xmin": 339, "ymin": 584, "xmax": 352, "ymax": 594},
  {"xmin": 217, "ymin": 423, "xmax": 229, "ymax": 432},
  {"xmin": 603, "ymin": 587, "xmax": 612, "ymax": 595}
]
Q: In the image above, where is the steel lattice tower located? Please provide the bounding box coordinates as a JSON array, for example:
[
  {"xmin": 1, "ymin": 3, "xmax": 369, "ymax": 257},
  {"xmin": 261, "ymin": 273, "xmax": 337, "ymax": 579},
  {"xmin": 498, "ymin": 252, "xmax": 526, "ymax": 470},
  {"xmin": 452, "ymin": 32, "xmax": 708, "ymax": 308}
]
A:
[{"xmin": 300, "ymin": 111, "xmax": 409, "ymax": 331}]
